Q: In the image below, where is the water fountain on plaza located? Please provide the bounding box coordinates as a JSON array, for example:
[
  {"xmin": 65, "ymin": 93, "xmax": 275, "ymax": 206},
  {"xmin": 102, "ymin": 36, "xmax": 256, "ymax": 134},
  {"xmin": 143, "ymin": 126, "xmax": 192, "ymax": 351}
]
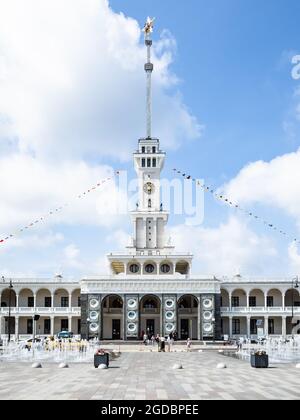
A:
[
  {"xmin": 0, "ymin": 337, "xmax": 119, "ymax": 364},
  {"xmin": 234, "ymin": 336, "xmax": 300, "ymax": 364}
]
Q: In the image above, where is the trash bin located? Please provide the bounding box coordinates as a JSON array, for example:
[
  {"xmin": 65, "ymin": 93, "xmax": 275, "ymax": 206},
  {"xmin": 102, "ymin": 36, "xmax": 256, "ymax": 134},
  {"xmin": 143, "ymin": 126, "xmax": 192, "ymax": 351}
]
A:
[
  {"xmin": 251, "ymin": 354, "xmax": 269, "ymax": 368},
  {"xmin": 94, "ymin": 353, "xmax": 109, "ymax": 368}
]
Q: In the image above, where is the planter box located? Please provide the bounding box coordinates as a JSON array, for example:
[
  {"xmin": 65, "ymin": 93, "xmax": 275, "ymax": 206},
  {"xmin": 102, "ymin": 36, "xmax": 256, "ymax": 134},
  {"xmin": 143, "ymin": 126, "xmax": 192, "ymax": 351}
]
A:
[
  {"xmin": 94, "ymin": 353, "xmax": 109, "ymax": 368},
  {"xmin": 251, "ymin": 354, "xmax": 269, "ymax": 369}
]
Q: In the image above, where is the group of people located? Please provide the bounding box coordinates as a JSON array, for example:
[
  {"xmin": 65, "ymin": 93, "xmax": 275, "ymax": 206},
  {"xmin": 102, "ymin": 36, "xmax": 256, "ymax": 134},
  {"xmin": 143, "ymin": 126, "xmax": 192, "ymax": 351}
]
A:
[{"xmin": 141, "ymin": 330, "xmax": 194, "ymax": 352}]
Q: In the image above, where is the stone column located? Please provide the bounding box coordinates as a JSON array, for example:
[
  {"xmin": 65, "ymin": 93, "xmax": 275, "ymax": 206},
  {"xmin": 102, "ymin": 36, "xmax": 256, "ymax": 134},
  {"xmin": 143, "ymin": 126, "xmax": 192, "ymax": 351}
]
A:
[
  {"xmin": 69, "ymin": 293, "xmax": 72, "ymax": 310},
  {"xmin": 246, "ymin": 292, "xmax": 250, "ymax": 310},
  {"xmin": 282, "ymin": 317, "xmax": 287, "ymax": 337},
  {"xmin": 247, "ymin": 317, "xmax": 251, "ymax": 338},
  {"xmin": 16, "ymin": 294, "xmax": 19, "ymax": 308},
  {"xmin": 51, "ymin": 294, "xmax": 55, "ymax": 308},
  {"xmin": 229, "ymin": 316, "xmax": 233, "ymax": 338},
  {"xmin": 0, "ymin": 316, "xmax": 2, "ymax": 337},
  {"xmin": 228, "ymin": 292, "xmax": 232, "ymax": 310},
  {"xmin": 264, "ymin": 317, "xmax": 269, "ymax": 336},
  {"xmin": 15, "ymin": 316, "xmax": 19, "ymax": 340},
  {"xmin": 33, "ymin": 294, "xmax": 36, "ymax": 309},
  {"xmin": 50, "ymin": 316, "xmax": 54, "ymax": 337},
  {"xmin": 264, "ymin": 293, "xmax": 268, "ymax": 309},
  {"xmin": 68, "ymin": 316, "xmax": 72, "ymax": 333},
  {"xmin": 197, "ymin": 295, "xmax": 201, "ymax": 340},
  {"xmin": 122, "ymin": 296, "xmax": 126, "ymax": 341},
  {"xmin": 282, "ymin": 292, "xmax": 286, "ymax": 310}
]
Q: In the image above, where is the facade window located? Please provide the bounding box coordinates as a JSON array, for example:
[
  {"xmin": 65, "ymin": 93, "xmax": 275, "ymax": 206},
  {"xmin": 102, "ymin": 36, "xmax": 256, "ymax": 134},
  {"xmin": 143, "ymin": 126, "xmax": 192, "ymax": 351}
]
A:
[
  {"xmin": 145, "ymin": 264, "xmax": 155, "ymax": 274},
  {"xmin": 78, "ymin": 296, "xmax": 81, "ymax": 307},
  {"xmin": 232, "ymin": 297, "xmax": 240, "ymax": 307},
  {"xmin": 152, "ymin": 146, "xmax": 156, "ymax": 153},
  {"xmin": 28, "ymin": 297, "xmax": 34, "ymax": 308},
  {"xmin": 220, "ymin": 297, "xmax": 223, "ymax": 307},
  {"xmin": 61, "ymin": 319, "xmax": 69, "ymax": 331},
  {"xmin": 142, "ymin": 158, "xmax": 146, "ymax": 168},
  {"xmin": 148, "ymin": 199, "xmax": 152, "ymax": 209},
  {"xmin": 45, "ymin": 297, "xmax": 52, "ymax": 308},
  {"xmin": 249, "ymin": 297, "xmax": 257, "ymax": 307},
  {"xmin": 147, "ymin": 158, "xmax": 151, "ymax": 168},
  {"xmin": 27, "ymin": 319, "xmax": 33, "ymax": 334},
  {"xmin": 153, "ymin": 158, "xmax": 157, "ymax": 168},
  {"xmin": 142, "ymin": 146, "xmax": 145, "ymax": 153},
  {"xmin": 44, "ymin": 319, "xmax": 50, "ymax": 335},
  {"xmin": 129, "ymin": 264, "xmax": 139, "ymax": 274},
  {"xmin": 267, "ymin": 296, "xmax": 274, "ymax": 307},
  {"xmin": 268, "ymin": 319, "xmax": 275, "ymax": 335},
  {"xmin": 161, "ymin": 264, "xmax": 171, "ymax": 274},
  {"xmin": 233, "ymin": 319, "xmax": 240, "ymax": 335},
  {"xmin": 77, "ymin": 319, "xmax": 81, "ymax": 335},
  {"xmin": 61, "ymin": 297, "xmax": 69, "ymax": 308}
]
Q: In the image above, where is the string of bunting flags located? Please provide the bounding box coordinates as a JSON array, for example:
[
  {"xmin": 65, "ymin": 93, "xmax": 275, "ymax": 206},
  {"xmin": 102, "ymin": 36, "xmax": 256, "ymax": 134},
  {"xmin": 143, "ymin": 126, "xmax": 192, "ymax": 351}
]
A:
[
  {"xmin": 173, "ymin": 168, "xmax": 300, "ymax": 245},
  {"xmin": 0, "ymin": 174, "xmax": 117, "ymax": 245}
]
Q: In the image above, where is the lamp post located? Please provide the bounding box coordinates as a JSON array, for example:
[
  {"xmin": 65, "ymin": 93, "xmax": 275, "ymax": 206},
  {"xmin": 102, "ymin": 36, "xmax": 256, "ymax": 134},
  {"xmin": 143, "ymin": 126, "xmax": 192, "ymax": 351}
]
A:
[{"xmin": 8, "ymin": 279, "xmax": 14, "ymax": 343}]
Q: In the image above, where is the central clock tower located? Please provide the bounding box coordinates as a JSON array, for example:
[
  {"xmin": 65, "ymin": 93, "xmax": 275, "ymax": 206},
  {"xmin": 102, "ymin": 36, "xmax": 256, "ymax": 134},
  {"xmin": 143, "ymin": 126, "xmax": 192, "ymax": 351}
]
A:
[{"xmin": 129, "ymin": 25, "xmax": 171, "ymax": 251}]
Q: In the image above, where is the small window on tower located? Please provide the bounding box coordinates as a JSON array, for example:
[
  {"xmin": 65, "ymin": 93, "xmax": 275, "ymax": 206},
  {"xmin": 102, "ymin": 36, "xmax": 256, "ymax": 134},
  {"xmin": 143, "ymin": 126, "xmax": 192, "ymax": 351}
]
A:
[
  {"xmin": 152, "ymin": 146, "xmax": 156, "ymax": 153},
  {"xmin": 147, "ymin": 158, "xmax": 151, "ymax": 168},
  {"xmin": 148, "ymin": 199, "xmax": 152, "ymax": 208},
  {"xmin": 153, "ymin": 158, "xmax": 157, "ymax": 168},
  {"xmin": 142, "ymin": 158, "xmax": 146, "ymax": 168},
  {"xmin": 142, "ymin": 146, "xmax": 145, "ymax": 153}
]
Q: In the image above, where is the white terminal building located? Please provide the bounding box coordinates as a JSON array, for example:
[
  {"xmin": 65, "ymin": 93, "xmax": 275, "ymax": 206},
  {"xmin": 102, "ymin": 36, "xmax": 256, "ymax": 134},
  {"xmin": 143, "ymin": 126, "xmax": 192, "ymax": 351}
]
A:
[{"xmin": 1, "ymin": 20, "xmax": 300, "ymax": 342}]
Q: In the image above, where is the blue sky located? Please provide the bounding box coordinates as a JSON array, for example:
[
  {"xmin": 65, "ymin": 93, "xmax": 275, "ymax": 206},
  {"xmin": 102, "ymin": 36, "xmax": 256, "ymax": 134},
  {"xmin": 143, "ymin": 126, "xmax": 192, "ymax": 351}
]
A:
[{"xmin": 0, "ymin": 0, "xmax": 300, "ymax": 278}]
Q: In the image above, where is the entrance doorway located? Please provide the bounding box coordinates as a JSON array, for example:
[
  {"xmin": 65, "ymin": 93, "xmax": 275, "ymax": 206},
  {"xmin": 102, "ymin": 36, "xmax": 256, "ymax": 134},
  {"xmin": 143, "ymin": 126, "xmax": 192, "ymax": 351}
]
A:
[
  {"xmin": 180, "ymin": 319, "xmax": 189, "ymax": 340},
  {"xmin": 112, "ymin": 320, "xmax": 121, "ymax": 340},
  {"xmin": 146, "ymin": 319, "xmax": 155, "ymax": 336}
]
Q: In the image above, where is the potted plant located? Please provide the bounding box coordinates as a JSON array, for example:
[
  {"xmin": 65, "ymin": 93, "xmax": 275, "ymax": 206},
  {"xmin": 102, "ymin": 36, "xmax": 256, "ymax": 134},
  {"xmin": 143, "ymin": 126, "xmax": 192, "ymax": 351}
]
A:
[
  {"xmin": 251, "ymin": 350, "xmax": 269, "ymax": 368},
  {"xmin": 94, "ymin": 349, "xmax": 109, "ymax": 368}
]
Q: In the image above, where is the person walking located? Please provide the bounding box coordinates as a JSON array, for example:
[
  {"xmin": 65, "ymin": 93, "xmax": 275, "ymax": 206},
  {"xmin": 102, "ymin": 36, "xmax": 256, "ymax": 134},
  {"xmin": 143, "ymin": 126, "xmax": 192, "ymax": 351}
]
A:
[{"xmin": 187, "ymin": 338, "xmax": 192, "ymax": 352}]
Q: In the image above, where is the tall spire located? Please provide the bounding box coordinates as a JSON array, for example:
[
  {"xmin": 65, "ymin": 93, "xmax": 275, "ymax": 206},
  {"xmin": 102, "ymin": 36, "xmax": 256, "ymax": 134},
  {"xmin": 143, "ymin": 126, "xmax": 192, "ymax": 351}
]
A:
[{"xmin": 143, "ymin": 17, "xmax": 155, "ymax": 139}]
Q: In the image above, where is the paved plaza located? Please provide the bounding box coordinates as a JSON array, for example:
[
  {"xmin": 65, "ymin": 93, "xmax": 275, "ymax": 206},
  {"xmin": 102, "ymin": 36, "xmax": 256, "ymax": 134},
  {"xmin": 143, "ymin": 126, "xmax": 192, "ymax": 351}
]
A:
[{"xmin": 0, "ymin": 351, "xmax": 300, "ymax": 400}]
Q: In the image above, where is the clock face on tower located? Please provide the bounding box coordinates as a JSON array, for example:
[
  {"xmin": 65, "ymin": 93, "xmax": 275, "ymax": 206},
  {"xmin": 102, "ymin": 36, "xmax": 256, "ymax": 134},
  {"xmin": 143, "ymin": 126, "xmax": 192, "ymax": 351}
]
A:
[{"xmin": 144, "ymin": 182, "xmax": 155, "ymax": 195}]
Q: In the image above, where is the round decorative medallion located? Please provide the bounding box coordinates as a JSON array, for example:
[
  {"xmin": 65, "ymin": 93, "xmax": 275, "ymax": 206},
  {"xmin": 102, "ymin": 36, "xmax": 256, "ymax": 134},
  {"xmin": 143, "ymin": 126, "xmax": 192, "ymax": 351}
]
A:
[
  {"xmin": 203, "ymin": 298, "xmax": 213, "ymax": 309},
  {"xmin": 165, "ymin": 323, "xmax": 175, "ymax": 333},
  {"xmin": 166, "ymin": 311, "xmax": 175, "ymax": 321},
  {"xmin": 203, "ymin": 311, "xmax": 213, "ymax": 321},
  {"xmin": 89, "ymin": 311, "xmax": 99, "ymax": 321},
  {"xmin": 128, "ymin": 323, "xmax": 137, "ymax": 333},
  {"xmin": 203, "ymin": 323, "xmax": 213, "ymax": 333},
  {"xmin": 89, "ymin": 323, "xmax": 99, "ymax": 333},
  {"xmin": 165, "ymin": 299, "xmax": 175, "ymax": 309},
  {"xmin": 128, "ymin": 311, "xmax": 137, "ymax": 321},
  {"xmin": 89, "ymin": 298, "xmax": 100, "ymax": 310},
  {"xmin": 128, "ymin": 299, "xmax": 138, "ymax": 309}
]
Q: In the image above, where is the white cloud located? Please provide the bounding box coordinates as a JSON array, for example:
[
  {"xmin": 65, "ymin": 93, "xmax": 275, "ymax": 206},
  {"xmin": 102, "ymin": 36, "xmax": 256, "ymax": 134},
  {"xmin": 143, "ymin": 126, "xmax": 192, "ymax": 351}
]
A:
[
  {"xmin": 0, "ymin": 153, "xmax": 127, "ymax": 237},
  {"xmin": 63, "ymin": 243, "xmax": 83, "ymax": 269},
  {"xmin": 288, "ymin": 242, "xmax": 300, "ymax": 274},
  {"xmin": 223, "ymin": 149, "xmax": 300, "ymax": 228},
  {"xmin": 0, "ymin": 0, "xmax": 201, "ymax": 162},
  {"xmin": 169, "ymin": 217, "xmax": 278, "ymax": 276}
]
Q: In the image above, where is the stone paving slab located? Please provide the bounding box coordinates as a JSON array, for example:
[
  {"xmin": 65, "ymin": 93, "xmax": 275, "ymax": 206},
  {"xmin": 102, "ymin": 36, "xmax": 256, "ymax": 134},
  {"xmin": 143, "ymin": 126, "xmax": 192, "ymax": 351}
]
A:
[{"xmin": 0, "ymin": 352, "xmax": 300, "ymax": 400}]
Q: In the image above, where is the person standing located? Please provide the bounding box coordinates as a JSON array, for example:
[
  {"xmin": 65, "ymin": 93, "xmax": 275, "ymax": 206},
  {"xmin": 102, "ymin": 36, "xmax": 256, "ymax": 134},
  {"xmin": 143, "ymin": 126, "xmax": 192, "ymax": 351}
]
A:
[{"xmin": 187, "ymin": 338, "xmax": 192, "ymax": 352}]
